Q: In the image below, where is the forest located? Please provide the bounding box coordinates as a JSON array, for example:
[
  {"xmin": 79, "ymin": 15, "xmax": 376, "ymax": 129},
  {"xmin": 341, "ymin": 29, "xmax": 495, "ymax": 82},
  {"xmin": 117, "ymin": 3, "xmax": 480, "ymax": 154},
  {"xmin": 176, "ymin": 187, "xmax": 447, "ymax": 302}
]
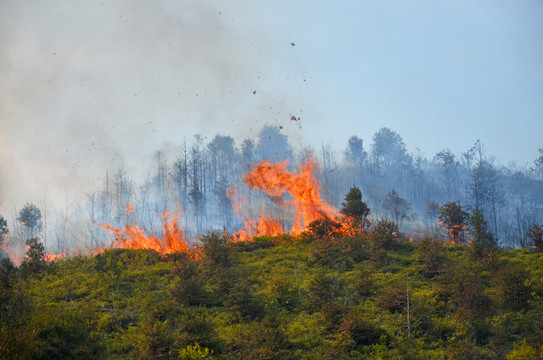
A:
[
  {"xmin": 1, "ymin": 125, "xmax": 542, "ymax": 260},
  {"xmin": 0, "ymin": 125, "xmax": 543, "ymax": 358}
]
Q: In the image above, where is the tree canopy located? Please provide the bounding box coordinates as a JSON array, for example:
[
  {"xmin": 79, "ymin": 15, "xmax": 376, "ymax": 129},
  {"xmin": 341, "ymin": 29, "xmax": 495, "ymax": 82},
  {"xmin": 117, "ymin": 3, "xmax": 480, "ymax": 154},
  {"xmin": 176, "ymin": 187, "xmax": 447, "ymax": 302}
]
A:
[{"xmin": 341, "ymin": 186, "xmax": 370, "ymax": 223}]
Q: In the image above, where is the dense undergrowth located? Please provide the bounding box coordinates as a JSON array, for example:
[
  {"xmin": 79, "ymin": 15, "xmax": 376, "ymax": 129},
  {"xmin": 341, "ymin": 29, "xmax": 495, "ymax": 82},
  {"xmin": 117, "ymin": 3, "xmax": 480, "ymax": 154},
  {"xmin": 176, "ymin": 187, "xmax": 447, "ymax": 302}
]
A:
[{"xmin": 1, "ymin": 230, "xmax": 542, "ymax": 359}]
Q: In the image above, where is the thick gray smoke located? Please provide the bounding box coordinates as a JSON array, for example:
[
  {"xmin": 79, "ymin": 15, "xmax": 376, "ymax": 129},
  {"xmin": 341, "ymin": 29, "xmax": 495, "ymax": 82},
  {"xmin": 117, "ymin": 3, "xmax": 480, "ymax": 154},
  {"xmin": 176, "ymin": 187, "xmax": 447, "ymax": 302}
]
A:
[{"xmin": 0, "ymin": 1, "xmax": 307, "ymax": 213}]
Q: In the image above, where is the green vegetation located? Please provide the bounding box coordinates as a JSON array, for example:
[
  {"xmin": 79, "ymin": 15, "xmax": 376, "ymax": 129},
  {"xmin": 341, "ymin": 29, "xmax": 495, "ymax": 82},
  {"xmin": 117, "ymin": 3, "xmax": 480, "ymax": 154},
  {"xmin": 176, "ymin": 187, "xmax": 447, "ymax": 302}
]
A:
[{"xmin": 1, "ymin": 230, "xmax": 542, "ymax": 359}]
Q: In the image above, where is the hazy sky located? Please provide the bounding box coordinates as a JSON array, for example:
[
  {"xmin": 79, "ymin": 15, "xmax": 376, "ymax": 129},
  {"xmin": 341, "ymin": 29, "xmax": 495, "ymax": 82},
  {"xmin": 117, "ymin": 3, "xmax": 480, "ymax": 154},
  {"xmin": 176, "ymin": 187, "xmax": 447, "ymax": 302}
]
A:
[{"xmin": 1, "ymin": 0, "xmax": 542, "ymax": 211}]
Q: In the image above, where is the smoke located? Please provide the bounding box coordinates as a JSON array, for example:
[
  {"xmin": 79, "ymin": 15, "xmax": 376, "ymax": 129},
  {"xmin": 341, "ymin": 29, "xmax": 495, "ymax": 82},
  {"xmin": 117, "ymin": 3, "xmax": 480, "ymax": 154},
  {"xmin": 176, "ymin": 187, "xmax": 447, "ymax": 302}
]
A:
[{"xmin": 0, "ymin": 1, "xmax": 308, "ymax": 213}]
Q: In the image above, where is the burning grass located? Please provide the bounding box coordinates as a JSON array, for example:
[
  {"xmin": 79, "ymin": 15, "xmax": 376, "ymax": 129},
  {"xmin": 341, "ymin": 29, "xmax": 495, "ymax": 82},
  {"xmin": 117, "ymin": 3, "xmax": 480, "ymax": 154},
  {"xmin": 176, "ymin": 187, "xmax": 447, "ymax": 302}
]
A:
[
  {"xmin": 98, "ymin": 205, "xmax": 189, "ymax": 255},
  {"xmin": 2, "ymin": 155, "xmax": 356, "ymax": 265}
]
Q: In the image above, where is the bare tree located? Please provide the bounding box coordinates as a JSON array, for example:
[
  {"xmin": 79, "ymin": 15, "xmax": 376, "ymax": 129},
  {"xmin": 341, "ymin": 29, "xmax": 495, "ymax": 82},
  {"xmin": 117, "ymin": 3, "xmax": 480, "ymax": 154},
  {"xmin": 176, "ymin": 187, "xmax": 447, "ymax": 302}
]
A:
[{"xmin": 434, "ymin": 148, "xmax": 459, "ymax": 201}]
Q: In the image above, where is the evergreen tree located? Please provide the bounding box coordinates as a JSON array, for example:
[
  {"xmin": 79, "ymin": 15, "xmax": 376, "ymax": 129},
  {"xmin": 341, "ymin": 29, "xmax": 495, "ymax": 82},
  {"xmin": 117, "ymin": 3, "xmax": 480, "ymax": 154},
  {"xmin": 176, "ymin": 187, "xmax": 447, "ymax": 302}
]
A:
[
  {"xmin": 17, "ymin": 203, "xmax": 43, "ymax": 240},
  {"xmin": 341, "ymin": 186, "xmax": 370, "ymax": 228},
  {"xmin": 468, "ymin": 209, "xmax": 498, "ymax": 259}
]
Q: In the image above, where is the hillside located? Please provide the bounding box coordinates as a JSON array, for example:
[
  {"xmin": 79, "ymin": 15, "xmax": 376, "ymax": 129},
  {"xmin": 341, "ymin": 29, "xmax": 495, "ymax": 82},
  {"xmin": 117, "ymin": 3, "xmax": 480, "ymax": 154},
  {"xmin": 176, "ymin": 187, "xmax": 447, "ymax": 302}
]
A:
[{"xmin": 1, "ymin": 230, "xmax": 542, "ymax": 359}]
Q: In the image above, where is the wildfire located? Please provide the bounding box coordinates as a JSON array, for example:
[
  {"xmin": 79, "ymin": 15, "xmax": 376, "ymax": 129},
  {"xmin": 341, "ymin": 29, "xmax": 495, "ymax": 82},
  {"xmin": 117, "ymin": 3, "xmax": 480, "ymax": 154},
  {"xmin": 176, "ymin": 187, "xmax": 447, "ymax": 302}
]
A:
[
  {"xmin": 1, "ymin": 154, "xmax": 357, "ymax": 265},
  {"xmin": 233, "ymin": 215, "xmax": 284, "ymax": 241},
  {"xmin": 227, "ymin": 185, "xmax": 245, "ymax": 214},
  {"xmin": 99, "ymin": 204, "xmax": 189, "ymax": 255},
  {"xmin": 44, "ymin": 252, "xmax": 68, "ymax": 262},
  {"xmin": 243, "ymin": 155, "xmax": 339, "ymax": 235}
]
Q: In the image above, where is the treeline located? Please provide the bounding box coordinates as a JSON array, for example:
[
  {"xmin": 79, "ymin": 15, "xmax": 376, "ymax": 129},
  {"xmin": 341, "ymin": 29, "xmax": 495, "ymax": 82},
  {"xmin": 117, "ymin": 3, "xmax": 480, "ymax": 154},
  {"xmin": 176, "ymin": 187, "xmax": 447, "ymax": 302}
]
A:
[{"xmin": 1, "ymin": 125, "xmax": 542, "ymax": 255}]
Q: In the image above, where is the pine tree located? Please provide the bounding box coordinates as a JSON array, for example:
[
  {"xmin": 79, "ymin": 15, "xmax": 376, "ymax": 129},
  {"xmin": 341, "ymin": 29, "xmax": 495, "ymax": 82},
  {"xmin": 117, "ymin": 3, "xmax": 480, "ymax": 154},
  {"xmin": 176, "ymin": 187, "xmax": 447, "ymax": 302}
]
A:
[
  {"xmin": 468, "ymin": 209, "xmax": 497, "ymax": 259},
  {"xmin": 341, "ymin": 186, "xmax": 370, "ymax": 223}
]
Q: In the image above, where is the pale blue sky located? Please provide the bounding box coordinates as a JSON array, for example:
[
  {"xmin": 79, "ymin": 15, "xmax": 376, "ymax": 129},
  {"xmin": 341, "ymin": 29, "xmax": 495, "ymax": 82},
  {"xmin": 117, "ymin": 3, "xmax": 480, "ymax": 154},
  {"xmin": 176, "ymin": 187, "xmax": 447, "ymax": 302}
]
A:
[
  {"xmin": 1, "ymin": 0, "xmax": 542, "ymax": 209},
  {"xmin": 246, "ymin": 1, "xmax": 543, "ymax": 164}
]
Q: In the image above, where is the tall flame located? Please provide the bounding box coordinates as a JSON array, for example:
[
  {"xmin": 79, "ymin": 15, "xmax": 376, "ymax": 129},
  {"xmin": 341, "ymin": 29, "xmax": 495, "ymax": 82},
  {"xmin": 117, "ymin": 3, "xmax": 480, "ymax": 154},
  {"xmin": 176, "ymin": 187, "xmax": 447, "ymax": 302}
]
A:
[{"xmin": 243, "ymin": 155, "xmax": 339, "ymax": 235}]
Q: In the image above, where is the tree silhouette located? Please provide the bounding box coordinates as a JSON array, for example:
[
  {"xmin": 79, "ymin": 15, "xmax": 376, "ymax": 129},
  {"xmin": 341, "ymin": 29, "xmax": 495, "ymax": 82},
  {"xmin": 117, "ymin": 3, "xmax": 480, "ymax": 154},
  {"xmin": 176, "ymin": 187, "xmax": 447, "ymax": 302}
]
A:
[
  {"xmin": 469, "ymin": 209, "xmax": 498, "ymax": 259},
  {"xmin": 382, "ymin": 189, "xmax": 411, "ymax": 226},
  {"xmin": 341, "ymin": 186, "xmax": 370, "ymax": 228},
  {"xmin": 434, "ymin": 148, "xmax": 459, "ymax": 201},
  {"xmin": 16, "ymin": 203, "xmax": 43, "ymax": 240},
  {"xmin": 438, "ymin": 202, "xmax": 469, "ymax": 243},
  {"xmin": 0, "ymin": 215, "xmax": 8, "ymax": 240},
  {"xmin": 22, "ymin": 237, "xmax": 45, "ymax": 274},
  {"xmin": 531, "ymin": 147, "xmax": 543, "ymax": 179},
  {"xmin": 527, "ymin": 224, "xmax": 543, "ymax": 252}
]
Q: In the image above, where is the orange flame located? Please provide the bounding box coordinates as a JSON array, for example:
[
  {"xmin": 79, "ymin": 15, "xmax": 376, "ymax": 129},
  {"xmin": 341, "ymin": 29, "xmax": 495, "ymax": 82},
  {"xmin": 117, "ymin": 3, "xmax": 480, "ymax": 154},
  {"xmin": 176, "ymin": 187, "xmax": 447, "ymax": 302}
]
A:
[
  {"xmin": 44, "ymin": 252, "xmax": 68, "ymax": 262},
  {"xmin": 99, "ymin": 205, "xmax": 189, "ymax": 254},
  {"xmin": 233, "ymin": 215, "xmax": 284, "ymax": 241},
  {"xmin": 243, "ymin": 155, "xmax": 339, "ymax": 235}
]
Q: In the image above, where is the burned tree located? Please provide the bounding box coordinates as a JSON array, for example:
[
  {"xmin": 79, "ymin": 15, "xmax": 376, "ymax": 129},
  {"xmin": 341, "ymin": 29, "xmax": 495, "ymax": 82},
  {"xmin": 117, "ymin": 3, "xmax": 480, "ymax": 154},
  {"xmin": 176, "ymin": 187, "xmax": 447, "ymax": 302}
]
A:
[
  {"xmin": 172, "ymin": 140, "xmax": 189, "ymax": 208},
  {"xmin": 470, "ymin": 160, "xmax": 505, "ymax": 236},
  {"xmin": 214, "ymin": 175, "xmax": 233, "ymax": 228},
  {"xmin": 434, "ymin": 148, "xmax": 459, "ymax": 201},
  {"xmin": 189, "ymin": 138, "xmax": 207, "ymax": 233},
  {"xmin": 112, "ymin": 167, "xmax": 134, "ymax": 225}
]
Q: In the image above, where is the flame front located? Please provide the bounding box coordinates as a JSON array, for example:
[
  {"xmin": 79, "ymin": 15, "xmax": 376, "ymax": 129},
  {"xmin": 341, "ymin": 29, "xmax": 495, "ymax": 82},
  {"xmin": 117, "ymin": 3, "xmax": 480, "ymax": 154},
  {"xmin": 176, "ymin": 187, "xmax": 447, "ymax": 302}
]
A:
[
  {"xmin": 99, "ymin": 205, "xmax": 188, "ymax": 254},
  {"xmin": 2, "ymin": 155, "xmax": 345, "ymax": 264},
  {"xmin": 243, "ymin": 155, "xmax": 339, "ymax": 235},
  {"xmin": 234, "ymin": 215, "xmax": 284, "ymax": 241},
  {"xmin": 44, "ymin": 252, "xmax": 68, "ymax": 262}
]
